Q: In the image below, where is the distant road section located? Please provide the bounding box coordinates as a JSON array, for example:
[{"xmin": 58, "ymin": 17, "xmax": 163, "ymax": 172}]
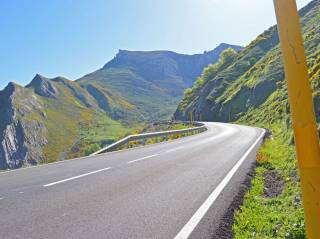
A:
[{"xmin": 0, "ymin": 122, "xmax": 264, "ymax": 239}]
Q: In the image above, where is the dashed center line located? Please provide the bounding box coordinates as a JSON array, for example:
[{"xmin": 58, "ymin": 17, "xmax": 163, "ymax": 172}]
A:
[
  {"xmin": 43, "ymin": 167, "xmax": 112, "ymax": 187},
  {"xmin": 127, "ymin": 154, "xmax": 160, "ymax": 164},
  {"xmin": 165, "ymin": 146, "xmax": 185, "ymax": 153},
  {"xmin": 0, "ymin": 197, "xmax": 3, "ymax": 200},
  {"xmin": 19, "ymin": 192, "xmax": 24, "ymax": 194}
]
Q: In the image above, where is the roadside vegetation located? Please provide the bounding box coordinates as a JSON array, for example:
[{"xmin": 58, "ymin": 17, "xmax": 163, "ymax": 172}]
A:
[
  {"xmin": 68, "ymin": 121, "xmax": 198, "ymax": 157},
  {"xmin": 233, "ymin": 124, "xmax": 305, "ymax": 239},
  {"xmin": 179, "ymin": 48, "xmax": 238, "ymax": 112},
  {"xmin": 104, "ymin": 122, "xmax": 200, "ymax": 152},
  {"xmin": 140, "ymin": 122, "xmax": 195, "ymax": 133},
  {"xmin": 67, "ymin": 111, "xmax": 133, "ymax": 158},
  {"xmin": 229, "ymin": 86, "xmax": 307, "ymax": 238}
]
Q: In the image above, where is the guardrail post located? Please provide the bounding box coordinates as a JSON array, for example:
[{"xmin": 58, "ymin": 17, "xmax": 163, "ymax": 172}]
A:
[{"xmin": 273, "ymin": 1, "xmax": 320, "ymax": 238}]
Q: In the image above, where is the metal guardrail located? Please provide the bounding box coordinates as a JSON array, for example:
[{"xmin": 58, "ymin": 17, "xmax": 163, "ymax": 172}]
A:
[{"xmin": 91, "ymin": 122, "xmax": 207, "ymax": 156}]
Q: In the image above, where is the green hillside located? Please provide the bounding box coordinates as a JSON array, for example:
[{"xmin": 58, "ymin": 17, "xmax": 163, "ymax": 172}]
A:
[{"xmin": 175, "ymin": 0, "xmax": 319, "ymax": 124}]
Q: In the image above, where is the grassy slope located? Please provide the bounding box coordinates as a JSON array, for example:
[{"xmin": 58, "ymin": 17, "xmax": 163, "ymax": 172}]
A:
[
  {"xmin": 79, "ymin": 68, "xmax": 181, "ymax": 121},
  {"xmin": 175, "ymin": 0, "xmax": 319, "ymax": 124},
  {"xmin": 141, "ymin": 122, "xmax": 195, "ymax": 133},
  {"xmin": 11, "ymin": 77, "xmax": 192, "ymax": 163},
  {"xmin": 13, "ymin": 77, "xmax": 132, "ymax": 164},
  {"xmin": 175, "ymin": 26, "xmax": 279, "ymax": 121},
  {"xmin": 68, "ymin": 111, "xmax": 132, "ymax": 158},
  {"xmin": 233, "ymin": 129, "xmax": 305, "ymax": 239},
  {"xmin": 233, "ymin": 105, "xmax": 305, "ymax": 238},
  {"xmin": 78, "ymin": 45, "xmax": 243, "ymax": 121}
]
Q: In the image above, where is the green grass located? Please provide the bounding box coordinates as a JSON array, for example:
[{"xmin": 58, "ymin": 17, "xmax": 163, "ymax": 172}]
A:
[
  {"xmin": 111, "ymin": 122, "xmax": 201, "ymax": 151},
  {"xmin": 39, "ymin": 82, "xmax": 96, "ymax": 163},
  {"xmin": 80, "ymin": 111, "xmax": 131, "ymax": 143},
  {"xmin": 67, "ymin": 111, "xmax": 132, "ymax": 158},
  {"xmin": 141, "ymin": 122, "xmax": 195, "ymax": 133},
  {"xmin": 233, "ymin": 125, "xmax": 306, "ymax": 239}
]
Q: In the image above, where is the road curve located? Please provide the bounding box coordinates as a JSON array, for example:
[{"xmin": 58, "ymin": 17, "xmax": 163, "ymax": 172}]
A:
[{"xmin": 0, "ymin": 122, "xmax": 264, "ymax": 239}]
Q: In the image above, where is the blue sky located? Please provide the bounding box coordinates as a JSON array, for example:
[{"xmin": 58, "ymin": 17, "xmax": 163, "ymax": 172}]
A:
[{"xmin": 0, "ymin": 0, "xmax": 311, "ymax": 90}]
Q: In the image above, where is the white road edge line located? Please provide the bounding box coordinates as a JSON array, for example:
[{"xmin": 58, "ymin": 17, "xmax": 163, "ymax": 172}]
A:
[
  {"xmin": 165, "ymin": 146, "xmax": 185, "ymax": 153},
  {"xmin": 174, "ymin": 129, "xmax": 265, "ymax": 239},
  {"xmin": 43, "ymin": 167, "xmax": 112, "ymax": 187},
  {"xmin": 127, "ymin": 154, "xmax": 160, "ymax": 164}
]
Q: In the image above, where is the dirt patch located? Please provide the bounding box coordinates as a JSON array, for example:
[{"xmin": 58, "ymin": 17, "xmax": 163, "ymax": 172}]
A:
[
  {"xmin": 263, "ymin": 170, "xmax": 285, "ymax": 198},
  {"xmin": 211, "ymin": 162, "xmax": 258, "ymax": 239}
]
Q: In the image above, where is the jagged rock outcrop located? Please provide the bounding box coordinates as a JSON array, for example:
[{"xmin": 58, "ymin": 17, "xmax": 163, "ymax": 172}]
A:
[
  {"xmin": 84, "ymin": 84, "xmax": 112, "ymax": 112},
  {"xmin": 0, "ymin": 83, "xmax": 47, "ymax": 169},
  {"xmin": 26, "ymin": 74, "xmax": 59, "ymax": 99}
]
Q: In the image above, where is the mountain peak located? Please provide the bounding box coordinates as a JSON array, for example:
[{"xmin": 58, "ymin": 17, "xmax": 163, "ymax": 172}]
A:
[
  {"xmin": 1, "ymin": 82, "xmax": 22, "ymax": 95},
  {"xmin": 34, "ymin": 73, "xmax": 49, "ymax": 81},
  {"xmin": 26, "ymin": 74, "xmax": 59, "ymax": 98},
  {"xmin": 210, "ymin": 43, "xmax": 243, "ymax": 54}
]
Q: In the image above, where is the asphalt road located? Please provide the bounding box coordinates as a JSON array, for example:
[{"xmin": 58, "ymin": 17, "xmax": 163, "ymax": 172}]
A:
[{"xmin": 0, "ymin": 122, "xmax": 264, "ymax": 239}]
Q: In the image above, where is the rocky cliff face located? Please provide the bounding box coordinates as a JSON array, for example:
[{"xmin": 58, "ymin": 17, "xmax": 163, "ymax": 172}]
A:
[
  {"xmin": 0, "ymin": 83, "xmax": 47, "ymax": 169},
  {"xmin": 26, "ymin": 74, "xmax": 59, "ymax": 99}
]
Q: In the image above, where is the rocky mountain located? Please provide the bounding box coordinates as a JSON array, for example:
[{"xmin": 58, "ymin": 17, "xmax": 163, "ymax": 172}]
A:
[
  {"xmin": 0, "ymin": 75, "xmax": 132, "ymax": 169},
  {"xmin": 78, "ymin": 43, "xmax": 243, "ymax": 120},
  {"xmin": 0, "ymin": 43, "xmax": 242, "ymax": 169},
  {"xmin": 175, "ymin": 0, "xmax": 320, "ymax": 126}
]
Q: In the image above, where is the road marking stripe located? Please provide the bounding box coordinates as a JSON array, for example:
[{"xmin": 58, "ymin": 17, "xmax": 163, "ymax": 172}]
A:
[
  {"xmin": 174, "ymin": 129, "xmax": 265, "ymax": 239},
  {"xmin": 19, "ymin": 192, "xmax": 24, "ymax": 194},
  {"xmin": 0, "ymin": 197, "xmax": 3, "ymax": 200},
  {"xmin": 165, "ymin": 146, "xmax": 185, "ymax": 153},
  {"xmin": 43, "ymin": 167, "xmax": 112, "ymax": 187},
  {"xmin": 127, "ymin": 154, "xmax": 160, "ymax": 164}
]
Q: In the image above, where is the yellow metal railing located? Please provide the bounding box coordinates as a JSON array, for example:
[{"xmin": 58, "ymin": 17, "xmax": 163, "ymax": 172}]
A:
[{"xmin": 273, "ymin": 0, "xmax": 320, "ymax": 238}]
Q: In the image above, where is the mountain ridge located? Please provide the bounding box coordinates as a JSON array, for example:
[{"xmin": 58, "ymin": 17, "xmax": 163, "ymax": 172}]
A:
[{"xmin": 78, "ymin": 43, "xmax": 243, "ymax": 120}]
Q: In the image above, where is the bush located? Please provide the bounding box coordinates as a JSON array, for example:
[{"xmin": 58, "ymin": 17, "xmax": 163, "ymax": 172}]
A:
[{"xmin": 84, "ymin": 143, "xmax": 101, "ymax": 156}]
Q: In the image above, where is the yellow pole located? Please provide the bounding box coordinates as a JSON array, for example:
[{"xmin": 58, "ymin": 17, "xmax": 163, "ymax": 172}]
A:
[{"xmin": 273, "ymin": 1, "xmax": 320, "ymax": 238}]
